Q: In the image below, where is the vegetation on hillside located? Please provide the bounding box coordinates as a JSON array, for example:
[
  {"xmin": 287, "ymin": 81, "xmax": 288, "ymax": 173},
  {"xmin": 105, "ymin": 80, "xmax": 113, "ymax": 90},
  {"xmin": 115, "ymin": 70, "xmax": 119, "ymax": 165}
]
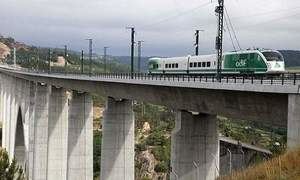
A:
[
  {"xmin": 0, "ymin": 148, "xmax": 25, "ymax": 180},
  {"xmin": 0, "ymin": 36, "xmax": 130, "ymax": 73},
  {"xmin": 219, "ymin": 117, "xmax": 286, "ymax": 155},
  {"xmin": 219, "ymin": 148, "xmax": 300, "ymax": 180},
  {"xmin": 91, "ymin": 96, "xmax": 288, "ymax": 179},
  {"xmin": 279, "ymin": 50, "xmax": 300, "ymax": 67}
]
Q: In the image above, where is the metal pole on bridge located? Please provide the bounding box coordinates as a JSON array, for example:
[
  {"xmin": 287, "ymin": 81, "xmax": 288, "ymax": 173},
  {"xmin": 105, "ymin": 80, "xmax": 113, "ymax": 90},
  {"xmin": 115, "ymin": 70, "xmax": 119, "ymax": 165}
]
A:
[
  {"xmin": 195, "ymin": 29, "xmax": 204, "ymax": 56},
  {"xmin": 81, "ymin": 50, "xmax": 84, "ymax": 74},
  {"xmin": 64, "ymin": 45, "xmax": 68, "ymax": 74},
  {"xmin": 126, "ymin": 27, "xmax": 135, "ymax": 78},
  {"xmin": 48, "ymin": 49, "xmax": 51, "ymax": 73},
  {"xmin": 215, "ymin": 0, "xmax": 225, "ymax": 82},
  {"xmin": 137, "ymin": 40, "xmax": 144, "ymax": 73},
  {"xmin": 86, "ymin": 38, "xmax": 93, "ymax": 77},
  {"xmin": 104, "ymin": 46, "xmax": 109, "ymax": 73}
]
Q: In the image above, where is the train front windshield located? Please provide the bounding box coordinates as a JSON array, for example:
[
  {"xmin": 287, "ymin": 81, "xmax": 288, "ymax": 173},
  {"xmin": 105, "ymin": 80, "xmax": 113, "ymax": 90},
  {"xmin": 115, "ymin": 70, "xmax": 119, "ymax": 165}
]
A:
[{"xmin": 262, "ymin": 51, "xmax": 284, "ymax": 61}]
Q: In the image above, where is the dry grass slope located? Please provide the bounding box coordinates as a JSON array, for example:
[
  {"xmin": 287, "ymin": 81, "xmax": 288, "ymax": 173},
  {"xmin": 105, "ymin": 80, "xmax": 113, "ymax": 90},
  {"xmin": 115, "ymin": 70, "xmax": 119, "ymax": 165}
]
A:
[{"xmin": 219, "ymin": 148, "xmax": 300, "ymax": 180}]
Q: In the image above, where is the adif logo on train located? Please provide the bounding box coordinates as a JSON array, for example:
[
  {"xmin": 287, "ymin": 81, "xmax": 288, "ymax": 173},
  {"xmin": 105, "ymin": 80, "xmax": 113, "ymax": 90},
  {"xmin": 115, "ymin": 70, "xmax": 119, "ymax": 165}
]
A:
[{"xmin": 235, "ymin": 59, "xmax": 247, "ymax": 67}]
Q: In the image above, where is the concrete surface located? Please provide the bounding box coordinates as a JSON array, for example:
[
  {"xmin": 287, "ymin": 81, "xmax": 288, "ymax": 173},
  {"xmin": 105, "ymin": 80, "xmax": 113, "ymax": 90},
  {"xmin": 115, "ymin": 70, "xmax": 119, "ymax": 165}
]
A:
[
  {"xmin": 287, "ymin": 94, "xmax": 300, "ymax": 149},
  {"xmin": 67, "ymin": 91, "xmax": 93, "ymax": 180},
  {"xmin": 0, "ymin": 67, "xmax": 289, "ymax": 126},
  {"xmin": 32, "ymin": 83, "xmax": 50, "ymax": 179},
  {"xmin": 101, "ymin": 97, "xmax": 135, "ymax": 180},
  {"xmin": 171, "ymin": 111, "xmax": 219, "ymax": 180},
  {"xmin": 47, "ymin": 87, "xmax": 68, "ymax": 179}
]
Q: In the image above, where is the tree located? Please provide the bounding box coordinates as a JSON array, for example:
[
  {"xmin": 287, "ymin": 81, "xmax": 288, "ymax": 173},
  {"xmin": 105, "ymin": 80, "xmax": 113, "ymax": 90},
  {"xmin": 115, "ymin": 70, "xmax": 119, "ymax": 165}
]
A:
[{"xmin": 0, "ymin": 148, "xmax": 25, "ymax": 180}]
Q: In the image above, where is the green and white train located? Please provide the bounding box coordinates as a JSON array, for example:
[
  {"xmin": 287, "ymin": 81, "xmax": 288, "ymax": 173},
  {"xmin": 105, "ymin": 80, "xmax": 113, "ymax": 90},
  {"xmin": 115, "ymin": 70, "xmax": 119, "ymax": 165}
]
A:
[{"xmin": 148, "ymin": 50, "xmax": 285, "ymax": 75}]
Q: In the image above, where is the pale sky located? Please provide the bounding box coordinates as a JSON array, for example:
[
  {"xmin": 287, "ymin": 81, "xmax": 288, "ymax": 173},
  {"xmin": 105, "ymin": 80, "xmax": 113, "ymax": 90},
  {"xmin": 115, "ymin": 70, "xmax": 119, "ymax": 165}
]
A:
[{"xmin": 1, "ymin": 0, "xmax": 300, "ymax": 56}]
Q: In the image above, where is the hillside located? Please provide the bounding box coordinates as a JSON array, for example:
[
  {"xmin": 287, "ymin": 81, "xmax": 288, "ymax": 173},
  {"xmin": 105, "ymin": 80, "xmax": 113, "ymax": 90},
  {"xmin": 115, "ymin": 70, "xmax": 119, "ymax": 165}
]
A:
[
  {"xmin": 0, "ymin": 42, "xmax": 10, "ymax": 60},
  {"xmin": 219, "ymin": 148, "xmax": 300, "ymax": 180},
  {"xmin": 0, "ymin": 35, "xmax": 130, "ymax": 73},
  {"xmin": 114, "ymin": 56, "xmax": 152, "ymax": 72},
  {"xmin": 279, "ymin": 50, "xmax": 300, "ymax": 67}
]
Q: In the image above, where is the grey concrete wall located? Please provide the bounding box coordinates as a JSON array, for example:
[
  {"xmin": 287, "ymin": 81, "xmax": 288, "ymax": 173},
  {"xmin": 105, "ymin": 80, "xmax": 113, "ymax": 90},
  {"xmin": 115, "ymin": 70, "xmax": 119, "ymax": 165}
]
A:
[
  {"xmin": 101, "ymin": 97, "xmax": 135, "ymax": 180},
  {"xmin": 287, "ymin": 94, "xmax": 300, "ymax": 149},
  {"xmin": 1, "ymin": 75, "xmax": 7, "ymax": 148},
  {"xmin": 47, "ymin": 87, "xmax": 68, "ymax": 179},
  {"xmin": 171, "ymin": 111, "xmax": 219, "ymax": 180},
  {"xmin": 0, "ymin": 76, "xmax": 96, "ymax": 180},
  {"xmin": 27, "ymin": 81, "xmax": 37, "ymax": 179},
  {"xmin": 67, "ymin": 91, "xmax": 93, "ymax": 180},
  {"xmin": 31, "ymin": 83, "xmax": 50, "ymax": 179}
]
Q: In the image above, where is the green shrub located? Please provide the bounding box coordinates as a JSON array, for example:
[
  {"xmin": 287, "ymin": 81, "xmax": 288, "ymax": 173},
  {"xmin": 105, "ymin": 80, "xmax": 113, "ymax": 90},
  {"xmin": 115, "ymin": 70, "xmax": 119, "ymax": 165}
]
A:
[
  {"xmin": 93, "ymin": 131, "xmax": 102, "ymax": 178},
  {"xmin": 0, "ymin": 148, "xmax": 25, "ymax": 180},
  {"xmin": 141, "ymin": 176, "xmax": 152, "ymax": 180},
  {"xmin": 154, "ymin": 162, "xmax": 168, "ymax": 173},
  {"xmin": 146, "ymin": 130, "xmax": 167, "ymax": 146}
]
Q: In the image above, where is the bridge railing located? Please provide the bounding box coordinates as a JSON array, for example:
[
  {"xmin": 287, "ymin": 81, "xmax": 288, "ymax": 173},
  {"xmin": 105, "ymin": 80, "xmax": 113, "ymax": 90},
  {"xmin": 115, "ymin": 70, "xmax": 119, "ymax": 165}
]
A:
[
  {"xmin": 88, "ymin": 72, "xmax": 300, "ymax": 85},
  {"xmin": 3, "ymin": 65, "xmax": 300, "ymax": 86}
]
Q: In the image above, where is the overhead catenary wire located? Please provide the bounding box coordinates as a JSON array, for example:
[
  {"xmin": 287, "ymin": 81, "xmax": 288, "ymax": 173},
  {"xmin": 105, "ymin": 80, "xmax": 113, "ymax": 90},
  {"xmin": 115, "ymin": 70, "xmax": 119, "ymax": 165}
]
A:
[
  {"xmin": 224, "ymin": 6, "xmax": 241, "ymax": 50},
  {"xmin": 224, "ymin": 16, "xmax": 237, "ymax": 51},
  {"xmin": 139, "ymin": 0, "xmax": 215, "ymax": 29}
]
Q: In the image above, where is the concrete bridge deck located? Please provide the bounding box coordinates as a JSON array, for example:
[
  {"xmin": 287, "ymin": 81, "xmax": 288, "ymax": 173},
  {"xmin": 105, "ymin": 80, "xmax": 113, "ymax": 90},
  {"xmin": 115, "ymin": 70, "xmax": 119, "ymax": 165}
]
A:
[{"xmin": 1, "ymin": 65, "xmax": 299, "ymax": 94}]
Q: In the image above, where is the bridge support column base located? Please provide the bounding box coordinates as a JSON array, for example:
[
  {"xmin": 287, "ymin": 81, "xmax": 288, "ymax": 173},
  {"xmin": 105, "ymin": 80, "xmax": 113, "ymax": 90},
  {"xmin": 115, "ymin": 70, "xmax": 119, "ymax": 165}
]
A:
[
  {"xmin": 288, "ymin": 94, "xmax": 300, "ymax": 149},
  {"xmin": 171, "ymin": 111, "xmax": 219, "ymax": 180},
  {"xmin": 101, "ymin": 97, "xmax": 134, "ymax": 180}
]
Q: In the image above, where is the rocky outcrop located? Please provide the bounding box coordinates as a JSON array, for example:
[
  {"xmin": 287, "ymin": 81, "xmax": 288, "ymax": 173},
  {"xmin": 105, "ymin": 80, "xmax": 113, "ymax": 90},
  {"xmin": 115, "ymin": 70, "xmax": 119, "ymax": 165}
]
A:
[
  {"xmin": 0, "ymin": 42, "xmax": 10, "ymax": 60},
  {"xmin": 136, "ymin": 150, "xmax": 156, "ymax": 179}
]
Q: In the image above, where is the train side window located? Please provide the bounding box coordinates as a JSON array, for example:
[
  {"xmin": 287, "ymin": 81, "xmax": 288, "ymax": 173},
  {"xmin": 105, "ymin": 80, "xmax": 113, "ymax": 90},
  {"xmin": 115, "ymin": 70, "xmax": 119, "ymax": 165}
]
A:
[
  {"xmin": 207, "ymin": 62, "xmax": 211, "ymax": 67},
  {"xmin": 202, "ymin": 62, "xmax": 206, "ymax": 67},
  {"xmin": 190, "ymin": 62, "xmax": 193, "ymax": 67},
  {"xmin": 165, "ymin": 64, "xmax": 168, "ymax": 68},
  {"xmin": 239, "ymin": 54, "xmax": 248, "ymax": 59},
  {"xmin": 193, "ymin": 62, "xmax": 197, "ymax": 67},
  {"xmin": 172, "ymin": 64, "xmax": 175, "ymax": 68},
  {"xmin": 175, "ymin": 63, "xmax": 178, "ymax": 68},
  {"xmin": 198, "ymin": 62, "xmax": 201, "ymax": 67},
  {"xmin": 168, "ymin": 64, "xmax": 171, "ymax": 68}
]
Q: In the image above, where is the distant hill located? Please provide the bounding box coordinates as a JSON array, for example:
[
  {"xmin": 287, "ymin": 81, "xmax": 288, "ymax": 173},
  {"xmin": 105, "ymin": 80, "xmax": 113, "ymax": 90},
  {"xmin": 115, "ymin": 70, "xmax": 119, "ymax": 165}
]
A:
[
  {"xmin": 278, "ymin": 50, "xmax": 300, "ymax": 67},
  {"xmin": 0, "ymin": 35, "xmax": 130, "ymax": 72},
  {"xmin": 113, "ymin": 56, "xmax": 152, "ymax": 72}
]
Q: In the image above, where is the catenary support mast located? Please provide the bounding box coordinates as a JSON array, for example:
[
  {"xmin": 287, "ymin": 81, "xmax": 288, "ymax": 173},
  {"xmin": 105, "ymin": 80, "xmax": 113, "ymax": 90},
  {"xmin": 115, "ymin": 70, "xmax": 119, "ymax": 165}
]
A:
[{"xmin": 215, "ymin": 0, "xmax": 225, "ymax": 81}]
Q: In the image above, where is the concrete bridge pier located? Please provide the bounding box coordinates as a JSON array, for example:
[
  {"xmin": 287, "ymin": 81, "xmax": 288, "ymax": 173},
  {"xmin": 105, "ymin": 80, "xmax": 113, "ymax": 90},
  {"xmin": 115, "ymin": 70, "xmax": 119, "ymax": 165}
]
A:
[
  {"xmin": 287, "ymin": 94, "xmax": 300, "ymax": 149},
  {"xmin": 30, "ymin": 83, "xmax": 50, "ymax": 179},
  {"xmin": 47, "ymin": 87, "xmax": 68, "ymax": 179},
  {"xmin": 67, "ymin": 91, "xmax": 93, "ymax": 180},
  {"xmin": 171, "ymin": 110, "xmax": 219, "ymax": 180},
  {"xmin": 101, "ymin": 97, "xmax": 135, "ymax": 180}
]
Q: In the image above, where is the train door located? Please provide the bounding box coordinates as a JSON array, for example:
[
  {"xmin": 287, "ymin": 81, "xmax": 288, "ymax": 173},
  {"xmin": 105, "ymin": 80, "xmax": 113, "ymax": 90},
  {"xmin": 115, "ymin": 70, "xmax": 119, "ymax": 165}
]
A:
[
  {"xmin": 162, "ymin": 59, "xmax": 165, "ymax": 74},
  {"xmin": 187, "ymin": 56, "xmax": 191, "ymax": 74}
]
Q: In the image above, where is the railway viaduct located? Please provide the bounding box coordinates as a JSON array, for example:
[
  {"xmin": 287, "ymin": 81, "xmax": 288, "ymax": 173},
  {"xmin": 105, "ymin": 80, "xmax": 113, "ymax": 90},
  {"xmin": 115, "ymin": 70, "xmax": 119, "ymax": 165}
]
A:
[{"xmin": 0, "ymin": 65, "xmax": 299, "ymax": 180}]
